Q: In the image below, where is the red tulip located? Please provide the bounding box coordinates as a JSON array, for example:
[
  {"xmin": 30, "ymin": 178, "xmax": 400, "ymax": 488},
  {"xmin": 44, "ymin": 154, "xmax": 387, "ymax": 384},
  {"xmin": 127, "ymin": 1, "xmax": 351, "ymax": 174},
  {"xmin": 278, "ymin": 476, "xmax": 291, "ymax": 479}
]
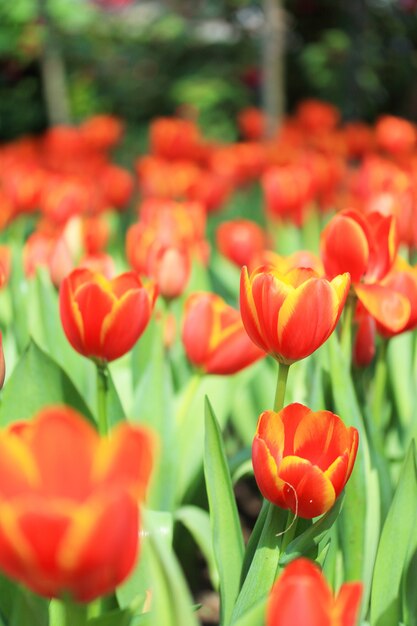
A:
[
  {"xmin": 267, "ymin": 558, "xmax": 362, "ymax": 626},
  {"xmin": 182, "ymin": 292, "xmax": 265, "ymax": 375},
  {"xmin": 0, "ymin": 406, "xmax": 155, "ymax": 601},
  {"xmin": 321, "ymin": 209, "xmax": 397, "ymax": 284},
  {"xmin": 253, "ymin": 403, "xmax": 358, "ymax": 518},
  {"xmin": 240, "ymin": 265, "xmax": 350, "ymax": 364},
  {"xmin": 59, "ymin": 268, "xmax": 157, "ymax": 362},
  {"xmin": 216, "ymin": 219, "xmax": 268, "ymax": 268}
]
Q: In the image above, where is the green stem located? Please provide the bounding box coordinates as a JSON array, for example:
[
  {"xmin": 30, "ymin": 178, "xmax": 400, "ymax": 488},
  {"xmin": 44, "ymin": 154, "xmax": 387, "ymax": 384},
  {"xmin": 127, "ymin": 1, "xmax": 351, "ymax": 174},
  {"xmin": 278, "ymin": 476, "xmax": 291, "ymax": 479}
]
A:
[
  {"xmin": 274, "ymin": 362, "xmax": 290, "ymax": 412},
  {"xmin": 176, "ymin": 372, "xmax": 202, "ymax": 427},
  {"xmin": 96, "ymin": 361, "xmax": 109, "ymax": 436},
  {"xmin": 63, "ymin": 599, "xmax": 88, "ymax": 626},
  {"xmin": 340, "ymin": 291, "xmax": 357, "ymax": 366},
  {"xmin": 372, "ymin": 339, "xmax": 389, "ymax": 431},
  {"xmin": 231, "ymin": 503, "xmax": 287, "ymax": 621},
  {"xmin": 279, "ymin": 510, "xmax": 298, "ymax": 554}
]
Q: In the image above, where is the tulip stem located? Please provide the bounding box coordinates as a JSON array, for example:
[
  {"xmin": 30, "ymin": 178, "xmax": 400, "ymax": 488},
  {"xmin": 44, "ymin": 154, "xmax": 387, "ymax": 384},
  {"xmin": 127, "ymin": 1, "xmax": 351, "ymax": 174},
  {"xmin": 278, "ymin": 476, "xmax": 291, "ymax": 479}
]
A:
[
  {"xmin": 279, "ymin": 510, "xmax": 298, "ymax": 554},
  {"xmin": 96, "ymin": 361, "xmax": 109, "ymax": 436},
  {"xmin": 340, "ymin": 292, "xmax": 356, "ymax": 366},
  {"xmin": 274, "ymin": 362, "xmax": 290, "ymax": 412},
  {"xmin": 176, "ymin": 372, "xmax": 202, "ymax": 427},
  {"xmin": 372, "ymin": 338, "xmax": 389, "ymax": 431},
  {"xmin": 62, "ymin": 598, "xmax": 88, "ymax": 626}
]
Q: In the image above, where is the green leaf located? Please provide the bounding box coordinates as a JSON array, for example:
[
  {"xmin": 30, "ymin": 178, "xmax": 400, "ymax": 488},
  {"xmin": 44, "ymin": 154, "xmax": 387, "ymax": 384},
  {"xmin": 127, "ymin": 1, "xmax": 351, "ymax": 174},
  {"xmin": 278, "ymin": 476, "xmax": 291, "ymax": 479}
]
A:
[
  {"xmin": 175, "ymin": 505, "xmax": 219, "ymax": 590},
  {"xmin": 10, "ymin": 586, "xmax": 48, "ymax": 626},
  {"xmin": 0, "ymin": 339, "xmax": 95, "ymax": 425},
  {"xmin": 370, "ymin": 442, "xmax": 417, "ymax": 626},
  {"xmin": 131, "ymin": 318, "xmax": 176, "ymax": 511},
  {"xmin": 231, "ymin": 503, "xmax": 286, "ymax": 624},
  {"xmin": 176, "ymin": 373, "xmax": 238, "ymax": 502},
  {"xmin": 278, "ymin": 493, "xmax": 344, "ymax": 566},
  {"xmin": 230, "ymin": 596, "xmax": 267, "ymax": 626},
  {"xmin": 146, "ymin": 513, "xmax": 198, "ymax": 626},
  {"xmin": 117, "ymin": 510, "xmax": 173, "ymax": 612},
  {"xmin": 326, "ymin": 334, "xmax": 377, "ymax": 594},
  {"xmin": 204, "ymin": 398, "xmax": 244, "ymax": 626}
]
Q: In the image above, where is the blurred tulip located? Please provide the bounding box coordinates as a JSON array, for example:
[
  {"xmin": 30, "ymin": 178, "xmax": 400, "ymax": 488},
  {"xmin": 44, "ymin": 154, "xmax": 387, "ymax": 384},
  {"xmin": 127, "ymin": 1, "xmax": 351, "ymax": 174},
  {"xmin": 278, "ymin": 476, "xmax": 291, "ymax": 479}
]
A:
[
  {"xmin": 216, "ymin": 219, "xmax": 268, "ymax": 268},
  {"xmin": 237, "ymin": 107, "xmax": 265, "ymax": 141},
  {"xmin": 375, "ymin": 115, "xmax": 416, "ymax": 157},
  {"xmin": 182, "ymin": 292, "xmax": 265, "ymax": 375},
  {"xmin": 0, "ymin": 332, "xmax": 5, "ymax": 389},
  {"xmin": 148, "ymin": 246, "xmax": 191, "ymax": 300},
  {"xmin": 240, "ymin": 266, "xmax": 350, "ymax": 364},
  {"xmin": 295, "ymin": 99, "xmax": 340, "ymax": 136},
  {"xmin": 353, "ymin": 303, "xmax": 376, "ymax": 368},
  {"xmin": 0, "ymin": 245, "xmax": 11, "ymax": 287},
  {"xmin": 80, "ymin": 114, "xmax": 124, "ymax": 151},
  {"xmin": 253, "ymin": 403, "xmax": 358, "ymax": 518},
  {"xmin": 262, "ymin": 164, "xmax": 314, "ymax": 226},
  {"xmin": 0, "ymin": 405, "xmax": 154, "ymax": 601},
  {"xmin": 267, "ymin": 558, "xmax": 362, "ymax": 626},
  {"xmin": 149, "ymin": 117, "xmax": 204, "ymax": 162},
  {"xmin": 59, "ymin": 268, "xmax": 157, "ymax": 362}
]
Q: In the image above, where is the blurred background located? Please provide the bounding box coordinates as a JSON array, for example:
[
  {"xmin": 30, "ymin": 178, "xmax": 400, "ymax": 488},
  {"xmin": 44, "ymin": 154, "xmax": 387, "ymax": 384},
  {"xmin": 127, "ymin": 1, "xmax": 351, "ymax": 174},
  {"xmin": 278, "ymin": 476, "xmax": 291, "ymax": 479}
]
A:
[{"xmin": 0, "ymin": 0, "xmax": 417, "ymax": 143}]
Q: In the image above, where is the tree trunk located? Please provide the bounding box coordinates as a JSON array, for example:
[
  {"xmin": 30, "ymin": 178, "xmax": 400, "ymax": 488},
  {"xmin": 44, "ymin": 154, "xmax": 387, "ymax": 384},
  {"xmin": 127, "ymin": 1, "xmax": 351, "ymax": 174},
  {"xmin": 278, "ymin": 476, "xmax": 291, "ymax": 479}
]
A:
[
  {"xmin": 261, "ymin": 0, "xmax": 286, "ymax": 138},
  {"xmin": 37, "ymin": 0, "xmax": 71, "ymax": 126}
]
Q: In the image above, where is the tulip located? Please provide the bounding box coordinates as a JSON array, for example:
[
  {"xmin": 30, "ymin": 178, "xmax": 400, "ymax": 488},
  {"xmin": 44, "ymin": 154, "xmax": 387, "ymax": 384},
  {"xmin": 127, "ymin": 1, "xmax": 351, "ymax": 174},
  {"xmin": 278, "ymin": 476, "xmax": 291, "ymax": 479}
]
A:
[
  {"xmin": 267, "ymin": 558, "xmax": 362, "ymax": 626},
  {"xmin": 321, "ymin": 209, "xmax": 397, "ymax": 284},
  {"xmin": 216, "ymin": 219, "xmax": 268, "ymax": 268},
  {"xmin": 252, "ymin": 403, "xmax": 358, "ymax": 518},
  {"xmin": 0, "ymin": 406, "xmax": 154, "ymax": 602},
  {"xmin": 59, "ymin": 268, "xmax": 157, "ymax": 363},
  {"xmin": 182, "ymin": 292, "xmax": 265, "ymax": 375},
  {"xmin": 240, "ymin": 265, "xmax": 350, "ymax": 364}
]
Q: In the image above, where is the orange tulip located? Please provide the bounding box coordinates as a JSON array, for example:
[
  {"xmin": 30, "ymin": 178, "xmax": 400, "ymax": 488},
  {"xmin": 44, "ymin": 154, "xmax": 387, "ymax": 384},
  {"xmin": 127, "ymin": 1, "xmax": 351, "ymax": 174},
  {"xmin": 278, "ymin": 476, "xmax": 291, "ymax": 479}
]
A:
[
  {"xmin": 240, "ymin": 266, "xmax": 350, "ymax": 364},
  {"xmin": 253, "ymin": 403, "xmax": 359, "ymax": 518},
  {"xmin": 267, "ymin": 558, "xmax": 362, "ymax": 626},
  {"xmin": 321, "ymin": 209, "xmax": 398, "ymax": 284},
  {"xmin": 375, "ymin": 114, "xmax": 416, "ymax": 157},
  {"xmin": 0, "ymin": 406, "xmax": 154, "ymax": 601},
  {"xmin": 321, "ymin": 209, "xmax": 411, "ymax": 334},
  {"xmin": 182, "ymin": 292, "xmax": 265, "ymax": 375},
  {"xmin": 59, "ymin": 268, "xmax": 157, "ymax": 362}
]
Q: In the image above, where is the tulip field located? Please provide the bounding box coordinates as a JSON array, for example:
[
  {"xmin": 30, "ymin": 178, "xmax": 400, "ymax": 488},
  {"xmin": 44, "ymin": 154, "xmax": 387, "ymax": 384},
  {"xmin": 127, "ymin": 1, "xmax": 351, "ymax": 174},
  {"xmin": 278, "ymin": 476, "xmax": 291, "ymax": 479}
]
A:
[{"xmin": 0, "ymin": 103, "xmax": 416, "ymax": 626}]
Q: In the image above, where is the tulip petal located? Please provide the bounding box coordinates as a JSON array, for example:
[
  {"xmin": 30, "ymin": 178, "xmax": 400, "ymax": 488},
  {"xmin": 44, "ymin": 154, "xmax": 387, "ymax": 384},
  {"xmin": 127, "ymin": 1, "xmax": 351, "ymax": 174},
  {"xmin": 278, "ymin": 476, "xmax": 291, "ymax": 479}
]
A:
[
  {"xmin": 355, "ymin": 282, "xmax": 410, "ymax": 333},
  {"xmin": 240, "ymin": 266, "xmax": 273, "ymax": 352},
  {"xmin": 74, "ymin": 281, "xmax": 115, "ymax": 356},
  {"xmin": 256, "ymin": 410, "xmax": 286, "ymax": 462},
  {"xmin": 100, "ymin": 288, "xmax": 153, "ymax": 362},
  {"xmin": 252, "ymin": 436, "xmax": 288, "ymax": 509},
  {"xmin": 0, "ymin": 435, "xmax": 40, "ymax": 498},
  {"xmin": 93, "ymin": 424, "xmax": 155, "ymax": 500},
  {"xmin": 251, "ymin": 271, "xmax": 292, "ymax": 355},
  {"xmin": 279, "ymin": 403, "xmax": 312, "ymax": 456},
  {"xmin": 279, "ymin": 456, "xmax": 336, "ymax": 518},
  {"xmin": 292, "ymin": 410, "xmax": 350, "ymax": 469},
  {"xmin": 334, "ymin": 582, "xmax": 363, "ymax": 626},
  {"xmin": 321, "ymin": 213, "xmax": 369, "ymax": 282},
  {"xmin": 277, "ymin": 278, "xmax": 342, "ymax": 362},
  {"xmin": 267, "ymin": 558, "xmax": 333, "ymax": 626},
  {"xmin": 27, "ymin": 407, "xmax": 97, "ymax": 499},
  {"xmin": 182, "ymin": 293, "xmax": 213, "ymax": 367},
  {"xmin": 58, "ymin": 492, "xmax": 139, "ymax": 602}
]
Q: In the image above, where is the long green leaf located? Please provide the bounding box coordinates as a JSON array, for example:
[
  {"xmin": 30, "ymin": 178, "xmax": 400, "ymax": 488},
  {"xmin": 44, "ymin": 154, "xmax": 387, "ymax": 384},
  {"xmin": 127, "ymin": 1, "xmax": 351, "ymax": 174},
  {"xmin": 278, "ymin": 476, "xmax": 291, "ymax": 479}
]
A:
[
  {"xmin": 146, "ymin": 515, "xmax": 198, "ymax": 626},
  {"xmin": 370, "ymin": 442, "xmax": 417, "ymax": 626},
  {"xmin": 204, "ymin": 397, "xmax": 244, "ymax": 626},
  {"xmin": 175, "ymin": 505, "xmax": 219, "ymax": 590}
]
